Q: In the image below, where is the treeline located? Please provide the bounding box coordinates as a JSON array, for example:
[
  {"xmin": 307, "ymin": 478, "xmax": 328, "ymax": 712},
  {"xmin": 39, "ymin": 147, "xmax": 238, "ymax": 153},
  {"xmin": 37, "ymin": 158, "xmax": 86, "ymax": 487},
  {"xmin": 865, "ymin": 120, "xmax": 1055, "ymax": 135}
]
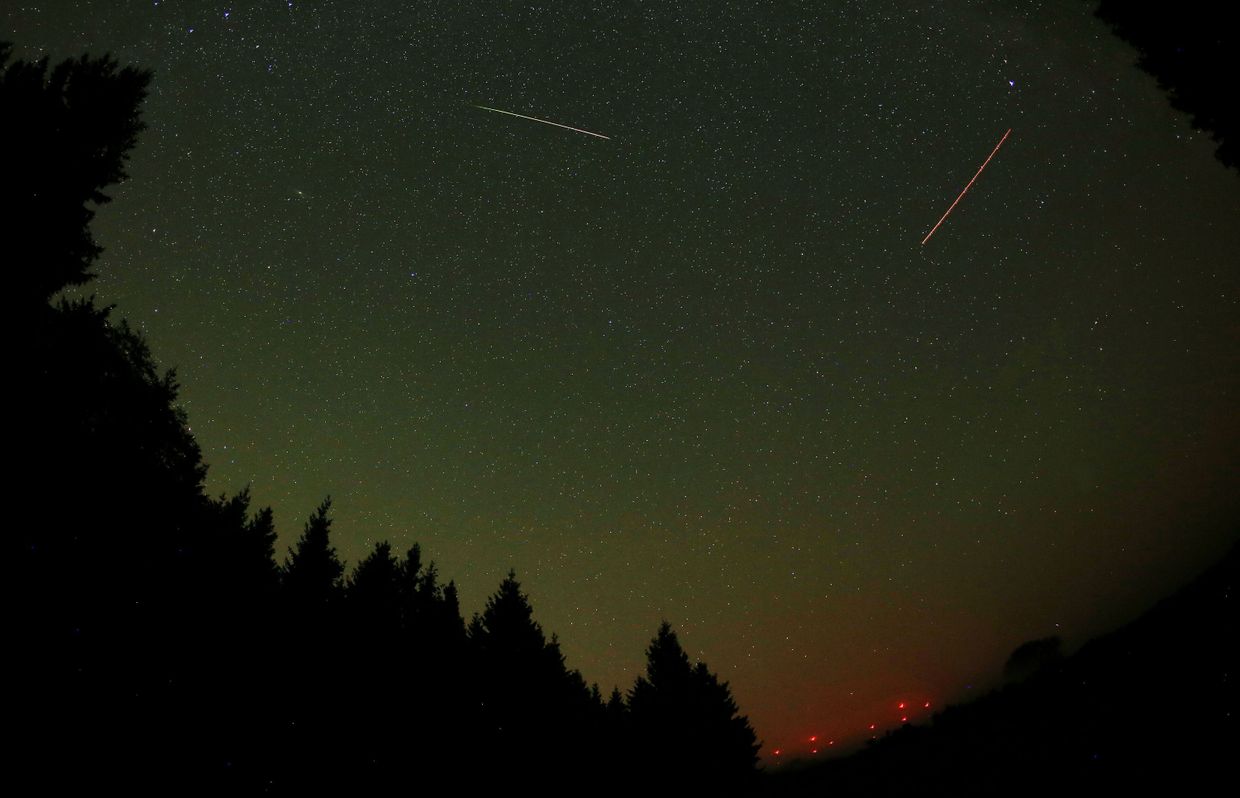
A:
[
  {"xmin": 5, "ymin": 44, "xmax": 759, "ymax": 793},
  {"xmin": 1095, "ymin": 0, "xmax": 1237, "ymax": 171}
]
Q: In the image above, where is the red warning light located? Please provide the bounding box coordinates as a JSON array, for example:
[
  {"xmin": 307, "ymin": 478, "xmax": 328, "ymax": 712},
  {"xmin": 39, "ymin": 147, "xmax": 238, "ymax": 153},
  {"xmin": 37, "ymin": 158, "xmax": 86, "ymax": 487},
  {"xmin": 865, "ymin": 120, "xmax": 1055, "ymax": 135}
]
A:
[
  {"xmin": 811, "ymin": 748, "xmax": 818, "ymax": 754},
  {"xmin": 924, "ymin": 701, "xmax": 931, "ymax": 708},
  {"xmin": 809, "ymin": 735, "xmax": 817, "ymax": 742},
  {"xmin": 774, "ymin": 749, "xmax": 782, "ymax": 756},
  {"xmin": 869, "ymin": 724, "xmax": 876, "ymax": 730},
  {"xmin": 901, "ymin": 716, "xmax": 908, "ymax": 723},
  {"xmin": 898, "ymin": 702, "xmax": 906, "ymax": 710},
  {"xmin": 828, "ymin": 740, "xmax": 835, "ymax": 746}
]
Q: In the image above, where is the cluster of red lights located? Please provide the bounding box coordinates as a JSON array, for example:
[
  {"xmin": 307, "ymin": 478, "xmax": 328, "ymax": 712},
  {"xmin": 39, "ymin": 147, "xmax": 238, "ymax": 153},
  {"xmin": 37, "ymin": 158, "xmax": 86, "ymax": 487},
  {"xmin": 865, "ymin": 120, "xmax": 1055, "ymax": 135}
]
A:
[{"xmin": 771, "ymin": 700, "xmax": 933, "ymax": 759}]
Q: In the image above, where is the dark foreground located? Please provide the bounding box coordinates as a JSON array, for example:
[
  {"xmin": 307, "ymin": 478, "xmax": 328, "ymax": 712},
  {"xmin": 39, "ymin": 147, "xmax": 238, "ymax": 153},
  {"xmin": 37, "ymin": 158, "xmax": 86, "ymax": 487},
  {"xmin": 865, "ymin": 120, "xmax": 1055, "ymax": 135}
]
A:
[{"xmin": 761, "ymin": 539, "xmax": 1239, "ymax": 797}]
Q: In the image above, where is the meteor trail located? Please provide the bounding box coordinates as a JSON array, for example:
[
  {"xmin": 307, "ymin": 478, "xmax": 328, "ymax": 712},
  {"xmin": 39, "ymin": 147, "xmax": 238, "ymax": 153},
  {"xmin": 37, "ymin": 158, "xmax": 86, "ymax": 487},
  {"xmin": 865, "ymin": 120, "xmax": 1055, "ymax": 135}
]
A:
[
  {"xmin": 472, "ymin": 105, "xmax": 610, "ymax": 140},
  {"xmin": 921, "ymin": 128, "xmax": 1011, "ymax": 245}
]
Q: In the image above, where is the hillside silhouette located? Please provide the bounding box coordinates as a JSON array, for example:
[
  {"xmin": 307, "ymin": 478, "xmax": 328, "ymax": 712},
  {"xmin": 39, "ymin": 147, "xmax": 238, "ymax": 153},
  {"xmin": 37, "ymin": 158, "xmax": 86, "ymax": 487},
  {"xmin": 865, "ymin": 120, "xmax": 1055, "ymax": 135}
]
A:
[
  {"xmin": 5, "ymin": 43, "xmax": 760, "ymax": 794},
  {"xmin": 763, "ymin": 539, "xmax": 1240, "ymax": 796}
]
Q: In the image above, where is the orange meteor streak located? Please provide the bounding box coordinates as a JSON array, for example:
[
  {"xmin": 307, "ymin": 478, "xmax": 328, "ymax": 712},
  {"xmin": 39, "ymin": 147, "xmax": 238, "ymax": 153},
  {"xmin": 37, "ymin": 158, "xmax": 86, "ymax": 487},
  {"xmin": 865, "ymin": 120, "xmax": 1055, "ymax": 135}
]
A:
[{"xmin": 921, "ymin": 128, "xmax": 1011, "ymax": 245}]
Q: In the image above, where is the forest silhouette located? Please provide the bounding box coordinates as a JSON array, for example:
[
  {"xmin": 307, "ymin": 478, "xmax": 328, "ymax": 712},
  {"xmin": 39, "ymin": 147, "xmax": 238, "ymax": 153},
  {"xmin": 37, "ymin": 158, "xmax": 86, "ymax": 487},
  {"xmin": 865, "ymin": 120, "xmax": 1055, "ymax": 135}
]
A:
[{"xmin": 5, "ymin": 44, "xmax": 759, "ymax": 794}]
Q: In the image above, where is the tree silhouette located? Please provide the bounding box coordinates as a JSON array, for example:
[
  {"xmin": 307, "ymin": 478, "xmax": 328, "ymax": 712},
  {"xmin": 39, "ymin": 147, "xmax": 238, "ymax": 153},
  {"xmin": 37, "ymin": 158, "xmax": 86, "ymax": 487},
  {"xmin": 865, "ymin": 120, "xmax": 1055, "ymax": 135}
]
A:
[
  {"xmin": 468, "ymin": 571, "xmax": 601, "ymax": 783},
  {"xmin": 399, "ymin": 545, "xmax": 470, "ymax": 680},
  {"xmin": 1, "ymin": 43, "xmax": 151, "ymax": 304},
  {"xmin": 1003, "ymin": 635, "xmax": 1064, "ymax": 683},
  {"xmin": 271, "ymin": 498, "xmax": 350, "ymax": 790},
  {"xmin": 470, "ymin": 571, "xmax": 553, "ymax": 661},
  {"xmin": 1095, "ymin": 1, "xmax": 1237, "ymax": 171},
  {"xmin": 629, "ymin": 622, "xmax": 761, "ymax": 789},
  {"xmin": 348, "ymin": 540, "xmax": 403, "ymax": 632},
  {"xmin": 3, "ymin": 43, "xmax": 303, "ymax": 789},
  {"xmin": 282, "ymin": 497, "xmax": 344, "ymax": 611},
  {"xmin": 197, "ymin": 487, "xmax": 281, "ymax": 613}
]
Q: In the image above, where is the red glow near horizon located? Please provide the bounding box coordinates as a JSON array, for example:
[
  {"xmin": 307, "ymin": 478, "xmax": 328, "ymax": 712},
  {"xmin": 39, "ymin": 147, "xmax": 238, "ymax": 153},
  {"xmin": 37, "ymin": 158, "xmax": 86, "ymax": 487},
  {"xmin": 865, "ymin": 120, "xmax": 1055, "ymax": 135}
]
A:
[{"xmin": 770, "ymin": 696, "xmax": 936, "ymax": 762}]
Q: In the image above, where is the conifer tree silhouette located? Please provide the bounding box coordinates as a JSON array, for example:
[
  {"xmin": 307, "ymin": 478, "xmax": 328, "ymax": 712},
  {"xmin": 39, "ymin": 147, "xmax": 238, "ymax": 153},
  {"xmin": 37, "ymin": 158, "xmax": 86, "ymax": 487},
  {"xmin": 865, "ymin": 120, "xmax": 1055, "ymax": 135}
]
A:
[
  {"xmin": 469, "ymin": 571, "xmax": 598, "ymax": 782},
  {"xmin": 1, "ymin": 43, "xmax": 151, "ymax": 304},
  {"xmin": 629, "ymin": 622, "xmax": 761, "ymax": 790},
  {"xmin": 201, "ymin": 487, "xmax": 281, "ymax": 609},
  {"xmin": 393, "ymin": 544, "xmax": 476, "ymax": 778},
  {"xmin": 282, "ymin": 497, "xmax": 344, "ymax": 611},
  {"xmin": 349, "ymin": 540, "xmax": 403, "ymax": 634},
  {"xmin": 274, "ymin": 498, "xmax": 349, "ymax": 790}
]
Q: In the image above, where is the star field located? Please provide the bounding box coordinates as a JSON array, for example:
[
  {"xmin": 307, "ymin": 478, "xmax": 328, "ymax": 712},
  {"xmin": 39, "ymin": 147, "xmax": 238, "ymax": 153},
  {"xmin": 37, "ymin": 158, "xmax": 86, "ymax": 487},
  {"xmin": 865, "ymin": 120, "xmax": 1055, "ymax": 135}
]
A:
[{"xmin": 7, "ymin": 1, "xmax": 1237, "ymax": 757}]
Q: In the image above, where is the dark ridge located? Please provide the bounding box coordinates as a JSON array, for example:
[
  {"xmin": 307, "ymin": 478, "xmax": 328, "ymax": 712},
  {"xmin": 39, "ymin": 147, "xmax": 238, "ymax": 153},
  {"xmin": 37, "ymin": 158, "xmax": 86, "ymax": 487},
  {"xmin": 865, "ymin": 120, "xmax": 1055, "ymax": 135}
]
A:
[{"xmin": 763, "ymin": 539, "xmax": 1240, "ymax": 796}]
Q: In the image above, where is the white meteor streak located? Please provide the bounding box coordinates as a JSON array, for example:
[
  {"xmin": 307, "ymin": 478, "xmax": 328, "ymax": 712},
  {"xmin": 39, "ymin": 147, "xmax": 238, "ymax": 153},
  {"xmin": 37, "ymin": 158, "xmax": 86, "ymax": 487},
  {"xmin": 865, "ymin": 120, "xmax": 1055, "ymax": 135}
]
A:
[{"xmin": 472, "ymin": 104, "xmax": 610, "ymax": 140}]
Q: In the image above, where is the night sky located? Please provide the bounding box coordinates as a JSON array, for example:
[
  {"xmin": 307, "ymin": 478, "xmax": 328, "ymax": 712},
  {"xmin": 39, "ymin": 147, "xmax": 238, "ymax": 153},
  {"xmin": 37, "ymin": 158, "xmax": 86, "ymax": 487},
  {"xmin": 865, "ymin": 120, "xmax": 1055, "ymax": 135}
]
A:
[{"xmin": 8, "ymin": 1, "xmax": 1238, "ymax": 760}]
